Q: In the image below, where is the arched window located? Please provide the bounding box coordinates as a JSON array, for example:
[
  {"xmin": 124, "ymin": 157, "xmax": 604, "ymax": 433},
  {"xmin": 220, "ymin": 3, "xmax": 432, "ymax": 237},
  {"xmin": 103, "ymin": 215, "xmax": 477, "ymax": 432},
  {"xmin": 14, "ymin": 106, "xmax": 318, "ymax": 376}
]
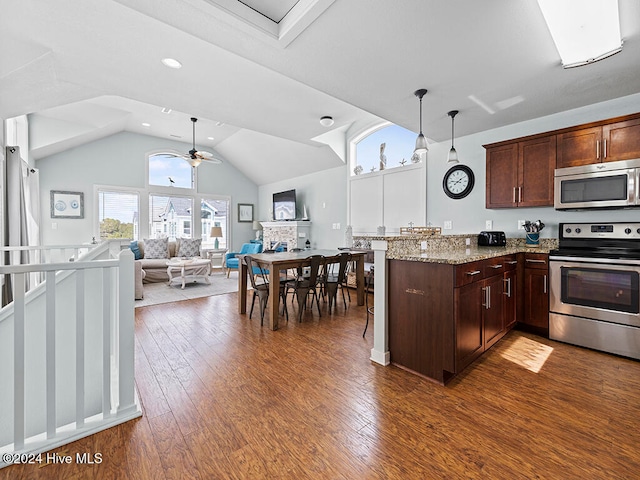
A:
[
  {"xmin": 148, "ymin": 152, "xmax": 194, "ymax": 189},
  {"xmin": 352, "ymin": 124, "xmax": 419, "ymax": 176}
]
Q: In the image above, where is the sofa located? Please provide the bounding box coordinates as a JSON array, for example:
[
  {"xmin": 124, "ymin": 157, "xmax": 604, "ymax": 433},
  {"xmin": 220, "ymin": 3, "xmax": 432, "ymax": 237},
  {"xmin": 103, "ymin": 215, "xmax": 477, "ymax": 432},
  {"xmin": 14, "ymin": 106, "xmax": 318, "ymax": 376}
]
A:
[{"xmin": 131, "ymin": 238, "xmax": 203, "ymax": 299}]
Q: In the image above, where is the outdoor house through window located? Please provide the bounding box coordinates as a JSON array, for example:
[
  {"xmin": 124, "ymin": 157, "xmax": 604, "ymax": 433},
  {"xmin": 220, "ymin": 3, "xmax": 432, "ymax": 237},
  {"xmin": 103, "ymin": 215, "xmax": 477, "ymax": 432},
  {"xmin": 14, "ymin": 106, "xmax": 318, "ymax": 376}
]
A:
[{"xmin": 94, "ymin": 150, "xmax": 230, "ymax": 246}]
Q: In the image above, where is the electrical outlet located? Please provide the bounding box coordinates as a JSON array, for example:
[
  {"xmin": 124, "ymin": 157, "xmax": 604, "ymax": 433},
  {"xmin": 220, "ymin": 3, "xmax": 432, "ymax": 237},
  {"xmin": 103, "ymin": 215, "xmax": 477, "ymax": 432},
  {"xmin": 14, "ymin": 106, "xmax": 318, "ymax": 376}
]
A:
[
  {"xmin": 444, "ymin": 220, "xmax": 453, "ymax": 230},
  {"xmin": 335, "ymin": 223, "xmax": 340, "ymax": 230},
  {"xmin": 485, "ymin": 220, "xmax": 493, "ymax": 230},
  {"xmin": 420, "ymin": 241, "xmax": 427, "ymax": 249},
  {"xmin": 518, "ymin": 220, "xmax": 526, "ymax": 230}
]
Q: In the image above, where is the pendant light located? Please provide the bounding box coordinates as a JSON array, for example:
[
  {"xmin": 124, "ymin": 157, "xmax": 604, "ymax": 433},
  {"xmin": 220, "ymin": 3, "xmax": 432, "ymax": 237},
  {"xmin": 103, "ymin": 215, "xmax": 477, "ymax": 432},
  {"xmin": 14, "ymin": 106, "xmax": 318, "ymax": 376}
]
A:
[
  {"xmin": 447, "ymin": 110, "xmax": 459, "ymax": 164},
  {"xmin": 413, "ymin": 89, "xmax": 429, "ymax": 156}
]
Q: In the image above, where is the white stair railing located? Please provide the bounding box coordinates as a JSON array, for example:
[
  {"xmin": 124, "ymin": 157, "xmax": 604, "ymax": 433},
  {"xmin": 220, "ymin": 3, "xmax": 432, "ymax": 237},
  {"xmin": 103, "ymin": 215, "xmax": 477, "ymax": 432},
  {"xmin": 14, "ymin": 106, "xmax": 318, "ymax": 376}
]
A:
[{"xmin": 0, "ymin": 242, "xmax": 140, "ymax": 468}]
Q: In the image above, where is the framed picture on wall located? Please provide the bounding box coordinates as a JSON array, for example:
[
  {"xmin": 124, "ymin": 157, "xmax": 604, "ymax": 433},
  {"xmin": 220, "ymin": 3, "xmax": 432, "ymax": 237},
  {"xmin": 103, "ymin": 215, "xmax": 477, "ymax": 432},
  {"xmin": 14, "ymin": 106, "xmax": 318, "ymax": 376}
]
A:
[
  {"xmin": 238, "ymin": 203, "xmax": 253, "ymax": 223},
  {"xmin": 50, "ymin": 190, "xmax": 84, "ymax": 219}
]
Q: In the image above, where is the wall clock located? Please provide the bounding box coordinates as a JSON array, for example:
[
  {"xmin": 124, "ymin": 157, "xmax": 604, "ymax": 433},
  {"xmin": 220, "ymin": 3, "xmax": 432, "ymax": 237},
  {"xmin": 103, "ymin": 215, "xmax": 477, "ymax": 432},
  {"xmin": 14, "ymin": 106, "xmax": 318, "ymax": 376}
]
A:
[{"xmin": 443, "ymin": 164, "xmax": 475, "ymax": 199}]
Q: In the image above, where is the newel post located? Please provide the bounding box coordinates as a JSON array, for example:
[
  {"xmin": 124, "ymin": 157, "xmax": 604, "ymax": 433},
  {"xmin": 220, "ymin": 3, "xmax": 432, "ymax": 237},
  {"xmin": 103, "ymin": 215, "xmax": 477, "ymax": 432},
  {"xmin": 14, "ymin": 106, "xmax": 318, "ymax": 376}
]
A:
[{"xmin": 117, "ymin": 248, "xmax": 136, "ymax": 414}]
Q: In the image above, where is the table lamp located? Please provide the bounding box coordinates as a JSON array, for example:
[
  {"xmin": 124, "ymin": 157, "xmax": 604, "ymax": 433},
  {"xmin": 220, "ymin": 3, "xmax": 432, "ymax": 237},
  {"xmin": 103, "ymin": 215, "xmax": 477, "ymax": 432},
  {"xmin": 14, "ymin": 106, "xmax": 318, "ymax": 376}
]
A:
[
  {"xmin": 252, "ymin": 220, "xmax": 262, "ymax": 240},
  {"xmin": 210, "ymin": 226, "xmax": 223, "ymax": 249}
]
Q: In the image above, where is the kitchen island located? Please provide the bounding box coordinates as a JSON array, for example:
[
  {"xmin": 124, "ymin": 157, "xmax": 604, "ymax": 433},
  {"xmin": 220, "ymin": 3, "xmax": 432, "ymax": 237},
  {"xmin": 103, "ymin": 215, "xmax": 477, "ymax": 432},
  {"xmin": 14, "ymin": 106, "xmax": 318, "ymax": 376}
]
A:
[{"xmin": 361, "ymin": 233, "xmax": 556, "ymax": 384}]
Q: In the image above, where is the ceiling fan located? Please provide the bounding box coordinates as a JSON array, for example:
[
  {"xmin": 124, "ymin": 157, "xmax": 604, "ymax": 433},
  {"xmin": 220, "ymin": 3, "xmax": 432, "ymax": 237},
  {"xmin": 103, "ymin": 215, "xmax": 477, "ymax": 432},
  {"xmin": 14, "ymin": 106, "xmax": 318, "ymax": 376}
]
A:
[{"xmin": 183, "ymin": 117, "xmax": 221, "ymax": 167}]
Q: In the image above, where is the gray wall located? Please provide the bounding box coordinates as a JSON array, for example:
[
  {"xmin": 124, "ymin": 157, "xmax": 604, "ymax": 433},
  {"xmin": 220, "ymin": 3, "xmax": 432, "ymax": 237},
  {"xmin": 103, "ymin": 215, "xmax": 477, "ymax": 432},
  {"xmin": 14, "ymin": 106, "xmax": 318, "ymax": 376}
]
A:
[
  {"xmin": 258, "ymin": 166, "xmax": 348, "ymax": 249},
  {"xmin": 36, "ymin": 131, "xmax": 258, "ymax": 249}
]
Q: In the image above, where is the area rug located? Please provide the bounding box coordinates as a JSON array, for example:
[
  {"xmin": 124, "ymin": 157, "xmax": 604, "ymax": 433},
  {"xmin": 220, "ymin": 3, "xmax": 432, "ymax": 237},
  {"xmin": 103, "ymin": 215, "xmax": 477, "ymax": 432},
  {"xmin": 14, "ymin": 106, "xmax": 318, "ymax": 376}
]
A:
[{"xmin": 135, "ymin": 272, "xmax": 240, "ymax": 307}]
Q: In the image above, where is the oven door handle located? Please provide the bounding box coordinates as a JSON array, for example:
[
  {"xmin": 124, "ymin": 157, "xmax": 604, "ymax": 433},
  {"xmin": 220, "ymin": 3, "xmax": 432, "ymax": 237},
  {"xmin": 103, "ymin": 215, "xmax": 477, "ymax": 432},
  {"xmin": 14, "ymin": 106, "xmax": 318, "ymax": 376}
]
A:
[{"xmin": 543, "ymin": 274, "xmax": 547, "ymax": 294}]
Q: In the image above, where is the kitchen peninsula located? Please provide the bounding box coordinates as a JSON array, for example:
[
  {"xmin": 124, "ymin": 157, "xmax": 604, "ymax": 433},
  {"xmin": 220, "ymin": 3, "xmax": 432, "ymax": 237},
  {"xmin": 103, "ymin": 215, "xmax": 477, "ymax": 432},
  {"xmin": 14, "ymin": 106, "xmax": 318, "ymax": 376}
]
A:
[{"xmin": 361, "ymin": 233, "xmax": 557, "ymax": 385}]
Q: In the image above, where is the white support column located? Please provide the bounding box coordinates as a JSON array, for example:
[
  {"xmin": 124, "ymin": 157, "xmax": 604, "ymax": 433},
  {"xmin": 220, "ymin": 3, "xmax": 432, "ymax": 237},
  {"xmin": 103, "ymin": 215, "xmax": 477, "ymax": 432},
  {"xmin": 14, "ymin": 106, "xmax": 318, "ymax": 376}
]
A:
[
  {"xmin": 370, "ymin": 240, "xmax": 390, "ymax": 366},
  {"xmin": 117, "ymin": 249, "xmax": 136, "ymax": 414}
]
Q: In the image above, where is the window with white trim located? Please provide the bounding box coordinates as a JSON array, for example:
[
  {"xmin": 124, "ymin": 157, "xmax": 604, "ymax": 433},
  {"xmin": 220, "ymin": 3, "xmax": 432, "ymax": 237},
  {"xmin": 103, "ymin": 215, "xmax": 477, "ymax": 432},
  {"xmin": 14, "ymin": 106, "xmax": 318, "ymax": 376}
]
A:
[
  {"xmin": 352, "ymin": 124, "xmax": 419, "ymax": 175},
  {"xmin": 149, "ymin": 152, "xmax": 194, "ymax": 188},
  {"xmin": 98, "ymin": 190, "xmax": 139, "ymax": 240}
]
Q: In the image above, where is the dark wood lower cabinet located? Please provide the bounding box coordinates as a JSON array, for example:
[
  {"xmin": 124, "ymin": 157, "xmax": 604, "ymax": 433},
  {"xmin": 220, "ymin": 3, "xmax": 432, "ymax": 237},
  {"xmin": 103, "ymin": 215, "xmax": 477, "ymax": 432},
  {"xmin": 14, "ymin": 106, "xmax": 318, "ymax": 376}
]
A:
[
  {"xmin": 388, "ymin": 255, "xmax": 518, "ymax": 385},
  {"xmin": 520, "ymin": 253, "xmax": 550, "ymax": 336}
]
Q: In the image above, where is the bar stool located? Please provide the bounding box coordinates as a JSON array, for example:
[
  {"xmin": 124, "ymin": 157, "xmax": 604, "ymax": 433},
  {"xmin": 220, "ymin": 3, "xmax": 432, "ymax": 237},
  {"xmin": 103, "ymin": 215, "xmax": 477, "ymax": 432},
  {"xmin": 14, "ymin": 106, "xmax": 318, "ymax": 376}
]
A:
[{"xmin": 363, "ymin": 265, "xmax": 374, "ymax": 337}]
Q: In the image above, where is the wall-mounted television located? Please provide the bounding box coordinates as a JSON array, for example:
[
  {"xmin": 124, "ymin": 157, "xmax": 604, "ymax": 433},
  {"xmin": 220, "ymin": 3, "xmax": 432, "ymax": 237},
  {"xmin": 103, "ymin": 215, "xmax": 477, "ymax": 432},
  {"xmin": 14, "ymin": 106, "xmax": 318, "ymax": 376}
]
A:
[{"xmin": 273, "ymin": 189, "xmax": 296, "ymax": 220}]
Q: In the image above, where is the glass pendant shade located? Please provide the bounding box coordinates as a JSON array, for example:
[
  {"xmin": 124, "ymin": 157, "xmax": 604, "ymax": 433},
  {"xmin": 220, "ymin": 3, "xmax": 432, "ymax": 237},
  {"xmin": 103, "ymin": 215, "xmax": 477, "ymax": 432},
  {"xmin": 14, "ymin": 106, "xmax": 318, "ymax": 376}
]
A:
[
  {"xmin": 447, "ymin": 147, "xmax": 459, "ymax": 164},
  {"xmin": 414, "ymin": 133, "xmax": 428, "ymax": 154},
  {"xmin": 413, "ymin": 89, "xmax": 428, "ymax": 156}
]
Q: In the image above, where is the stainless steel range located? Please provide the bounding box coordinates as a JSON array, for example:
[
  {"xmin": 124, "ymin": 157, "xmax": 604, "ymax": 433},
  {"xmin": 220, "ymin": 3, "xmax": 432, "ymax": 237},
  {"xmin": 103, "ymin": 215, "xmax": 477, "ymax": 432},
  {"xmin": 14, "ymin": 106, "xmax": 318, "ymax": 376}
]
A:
[{"xmin": 549, "ymin": 222, "xmax": 640, "ymax": 360}]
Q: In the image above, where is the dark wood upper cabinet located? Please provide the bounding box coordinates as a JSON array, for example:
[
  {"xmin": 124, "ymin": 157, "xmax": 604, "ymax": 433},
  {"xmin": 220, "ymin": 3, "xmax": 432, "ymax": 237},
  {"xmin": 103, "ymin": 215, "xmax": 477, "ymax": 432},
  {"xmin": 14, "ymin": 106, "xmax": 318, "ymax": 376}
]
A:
[
  {"xmin": 602, "ymin": 117, "xmax": 640, "ymax": 162},
  {"xmin": 486, "ymin": 135, "xmax": 555, "ymax": 208},
  {"xmin": 556, "ymin": 126, "xmax": 602, "ymax": 168},
  {"xmin": 486, "ymin": 112, "xmax": 640, "ymax": 208}
]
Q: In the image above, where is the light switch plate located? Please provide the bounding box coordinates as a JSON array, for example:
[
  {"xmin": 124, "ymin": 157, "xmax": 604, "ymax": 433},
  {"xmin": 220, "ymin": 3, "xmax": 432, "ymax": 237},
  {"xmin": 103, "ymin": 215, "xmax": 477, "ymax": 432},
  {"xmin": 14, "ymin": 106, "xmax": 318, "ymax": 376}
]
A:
[
  {"xmin": 444, "ymin": 220, "xmax": 453, "ymax": 230},
  {"xmin": 518, "ymin": 220, "xmax": 526, "ymax": 230}
]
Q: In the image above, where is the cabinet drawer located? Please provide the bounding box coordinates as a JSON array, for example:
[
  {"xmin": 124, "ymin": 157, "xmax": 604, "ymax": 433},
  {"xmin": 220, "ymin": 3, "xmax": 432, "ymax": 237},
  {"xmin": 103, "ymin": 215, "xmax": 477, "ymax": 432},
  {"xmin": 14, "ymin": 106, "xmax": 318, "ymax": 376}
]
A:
[
  {"xmin": 502, "ymin": 254, "xmax": 519, "ymax": 272},
  {"xmin": 483, "ymin": 256, "xmax": 508, "ymax": 277},
  {"xmin": 455, "ymin": 261, "xmax": 485, "ymax": 286},
  {"xmin": 524, "ymin": 253, "xmax": 548, "ymax": 270}
]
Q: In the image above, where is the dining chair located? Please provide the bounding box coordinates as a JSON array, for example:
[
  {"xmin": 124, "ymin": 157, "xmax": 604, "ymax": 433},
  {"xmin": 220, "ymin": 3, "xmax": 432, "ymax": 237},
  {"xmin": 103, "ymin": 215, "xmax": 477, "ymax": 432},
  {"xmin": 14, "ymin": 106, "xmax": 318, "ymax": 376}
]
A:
[
  {"xmin": 363, "ymin": 265, "xmax": 374, "ymax": 337},
  {"xmin": 287, "ymin": 254, "xmax": 325, "ymax": 322},
  {"xmin": 245, "ymin": 255, "xmax": 288, "ymax": 325},
  {"xmin": 324, "ymin": 252, "xmax": 351, "ymax": 314}
]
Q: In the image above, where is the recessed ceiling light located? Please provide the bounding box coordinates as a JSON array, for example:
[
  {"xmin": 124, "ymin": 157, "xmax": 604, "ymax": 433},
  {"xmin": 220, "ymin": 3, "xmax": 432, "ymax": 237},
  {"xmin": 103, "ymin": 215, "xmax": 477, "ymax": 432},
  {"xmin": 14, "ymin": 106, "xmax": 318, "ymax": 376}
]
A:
[
  {"xmin": 161, "ymin": 58, "xmax": 182, "ymax": 69},
  {"xmin": 207, "ymin": 136, "xmax": 215, "ymax": 140},
  {"xmin": 161, "ymin": 107, "xmax": 172, "ymax": 114},
  {"xmin": 142, "ymin": 122, "xmax": 151, "ymax": 127}
]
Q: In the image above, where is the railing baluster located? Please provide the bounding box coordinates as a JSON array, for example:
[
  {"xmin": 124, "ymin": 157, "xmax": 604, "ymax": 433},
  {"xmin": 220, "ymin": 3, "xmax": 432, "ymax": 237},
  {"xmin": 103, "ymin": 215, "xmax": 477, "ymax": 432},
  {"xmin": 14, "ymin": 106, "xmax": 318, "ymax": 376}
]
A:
[
  {"xmin": 102, "ymin": 268, "xmax": 112, "ymax": 417},
  {"xmin": 14, "ymin": 272, "xmax": 26, "ymax": 450},
  {"xmin": 76, "ymin": 269, "xmax": 85, "ymax": 427},
  {"xmin": 45, "ymin": 270, "xmax": 56, "ymax": 439}
]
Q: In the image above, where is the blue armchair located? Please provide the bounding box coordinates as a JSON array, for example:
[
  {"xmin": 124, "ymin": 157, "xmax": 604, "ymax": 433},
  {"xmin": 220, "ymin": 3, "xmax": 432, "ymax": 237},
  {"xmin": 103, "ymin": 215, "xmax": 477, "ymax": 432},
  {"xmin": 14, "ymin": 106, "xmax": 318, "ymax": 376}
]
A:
[{"xmin": 225, "ymin": 243, "xmax": 263, "ymax": 277}]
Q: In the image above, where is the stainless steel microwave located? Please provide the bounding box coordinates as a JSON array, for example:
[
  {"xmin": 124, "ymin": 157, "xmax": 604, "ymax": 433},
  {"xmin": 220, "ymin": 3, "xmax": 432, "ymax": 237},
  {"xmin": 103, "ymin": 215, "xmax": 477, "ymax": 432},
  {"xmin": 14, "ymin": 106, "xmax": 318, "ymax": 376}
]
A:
[{"xmin": 554, "ymin": 158, "xmax": 640, "ymax": 210}]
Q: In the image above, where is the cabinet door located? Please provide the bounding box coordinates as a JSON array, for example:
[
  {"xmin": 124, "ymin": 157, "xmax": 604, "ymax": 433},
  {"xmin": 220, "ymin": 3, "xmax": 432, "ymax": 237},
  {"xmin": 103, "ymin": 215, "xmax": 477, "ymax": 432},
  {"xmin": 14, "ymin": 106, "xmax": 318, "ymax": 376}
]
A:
[
  {"xmin": 455, "ymin": 282, "xmax": 484, "ymax": 372},
  {"xmin": 556, "ymin": 126, "xmax": 602, "ymax": 168},
  {"xmin": 483, "ymin": 275, "xmax": 504, "ymax": 350},
  {"xmin": 518, "ymin": 135, "xmax": 556, "ymax": 207},
  {"xmin": 523, "ymin": 268, "xmax": 549, "ymax": 331},
  {"xmin": 486, "ymin": 143, "xmax": 518, "ymax": 208},
  {"xmin": 503, "ymin": 270, "xmax": 517, "ymax": 331},
  {"xmin": 602, "ymin": 117, "xmax": 640, "ymax": 162}
]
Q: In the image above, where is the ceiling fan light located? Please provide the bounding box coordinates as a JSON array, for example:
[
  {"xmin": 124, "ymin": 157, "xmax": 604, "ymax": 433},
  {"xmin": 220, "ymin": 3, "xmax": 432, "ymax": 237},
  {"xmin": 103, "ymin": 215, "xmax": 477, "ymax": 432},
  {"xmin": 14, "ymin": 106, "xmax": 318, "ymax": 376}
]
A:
[{"xmin": 188, "ymin": 157, "xmax": 202, "ymax": 168}]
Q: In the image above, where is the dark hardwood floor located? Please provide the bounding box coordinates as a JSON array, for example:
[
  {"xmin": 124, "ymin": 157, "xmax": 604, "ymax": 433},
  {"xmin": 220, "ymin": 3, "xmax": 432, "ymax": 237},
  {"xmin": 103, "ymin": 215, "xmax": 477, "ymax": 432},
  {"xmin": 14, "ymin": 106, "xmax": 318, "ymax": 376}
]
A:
[{"xmin": 3, "ymin": 291, "xmax": 640, "ymax": 479}]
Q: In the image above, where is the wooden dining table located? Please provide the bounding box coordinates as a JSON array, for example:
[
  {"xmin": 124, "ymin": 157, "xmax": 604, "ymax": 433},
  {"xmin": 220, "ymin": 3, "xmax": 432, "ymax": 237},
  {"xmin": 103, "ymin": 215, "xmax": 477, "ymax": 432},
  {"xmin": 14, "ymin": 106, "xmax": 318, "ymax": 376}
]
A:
[{"xmin": 238, "ymin": 249, "xmax": 366, "ymax": 330}]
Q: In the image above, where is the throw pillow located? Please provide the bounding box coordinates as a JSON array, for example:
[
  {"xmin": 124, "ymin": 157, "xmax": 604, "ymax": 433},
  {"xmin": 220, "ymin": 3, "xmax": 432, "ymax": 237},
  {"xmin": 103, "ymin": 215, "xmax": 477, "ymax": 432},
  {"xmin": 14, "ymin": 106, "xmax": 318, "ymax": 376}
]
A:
[
  {"xmin": 129, "ymin": 241, "xmax": 142, "ymax": 260},
  {"xmin": 143, "ymin": 238, "xmax": 169, "ymax": 259},
  {"xmin": 177, "ymin": 238, "xmax": 202, "ymax": 258}
]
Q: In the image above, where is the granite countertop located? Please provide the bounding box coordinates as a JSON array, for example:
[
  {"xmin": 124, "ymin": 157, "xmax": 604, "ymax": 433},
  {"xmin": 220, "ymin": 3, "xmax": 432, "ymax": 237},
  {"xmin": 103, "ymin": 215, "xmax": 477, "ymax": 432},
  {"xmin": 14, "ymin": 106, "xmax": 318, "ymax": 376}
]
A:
[{"xmin": 387, "ymin": 245, "xmax": 554, "ymax": 265}]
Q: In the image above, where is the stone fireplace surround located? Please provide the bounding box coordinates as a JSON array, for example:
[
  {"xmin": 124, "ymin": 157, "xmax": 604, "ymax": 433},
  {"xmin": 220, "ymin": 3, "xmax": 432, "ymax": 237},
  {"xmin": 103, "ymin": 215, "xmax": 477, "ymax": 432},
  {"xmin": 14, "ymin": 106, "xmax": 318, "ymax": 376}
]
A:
[{"xmin": 261, "ymin": 221, "xmax": 311, "ymax": 251}]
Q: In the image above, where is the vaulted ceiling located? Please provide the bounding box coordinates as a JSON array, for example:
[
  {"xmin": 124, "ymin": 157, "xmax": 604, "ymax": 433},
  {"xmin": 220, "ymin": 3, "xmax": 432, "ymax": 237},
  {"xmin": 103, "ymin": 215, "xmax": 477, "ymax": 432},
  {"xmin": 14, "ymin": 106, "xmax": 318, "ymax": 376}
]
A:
[{"xmin": 2, "ymin": 0, "xmax": 640, "ymax": 185}]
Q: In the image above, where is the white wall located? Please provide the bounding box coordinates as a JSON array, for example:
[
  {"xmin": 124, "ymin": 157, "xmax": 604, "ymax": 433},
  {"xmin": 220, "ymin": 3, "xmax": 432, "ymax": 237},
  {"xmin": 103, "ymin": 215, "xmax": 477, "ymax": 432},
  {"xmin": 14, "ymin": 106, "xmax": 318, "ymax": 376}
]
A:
[
  {"xmin": 258, "ymin": 166, "xmax": 348, "ymax": 249},
  {"xmin": 36, "ymin": 131, "xmax": 259, "ymax": 249}
]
